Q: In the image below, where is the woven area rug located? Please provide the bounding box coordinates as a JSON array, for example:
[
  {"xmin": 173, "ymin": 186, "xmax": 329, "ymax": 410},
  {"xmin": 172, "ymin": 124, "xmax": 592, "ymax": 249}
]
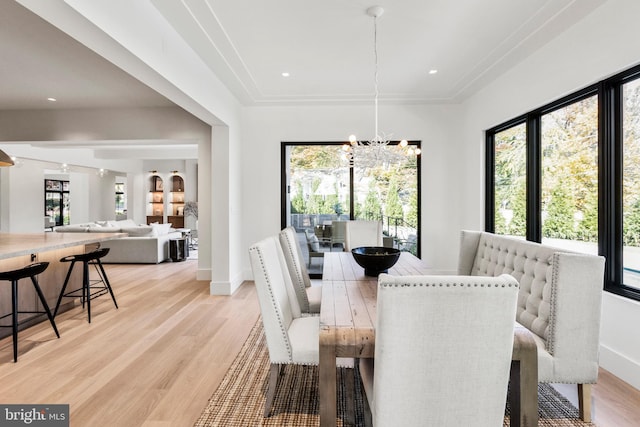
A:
[{"xmin": 194, "ymin": 319, "xmax": 596, "ymax": 426}]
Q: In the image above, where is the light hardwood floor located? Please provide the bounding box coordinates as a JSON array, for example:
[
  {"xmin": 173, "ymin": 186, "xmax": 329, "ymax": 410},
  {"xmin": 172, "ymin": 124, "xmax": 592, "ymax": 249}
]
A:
[{"xmin": 0, "ymin": 261, "xmax": 639, "ymax": 426}]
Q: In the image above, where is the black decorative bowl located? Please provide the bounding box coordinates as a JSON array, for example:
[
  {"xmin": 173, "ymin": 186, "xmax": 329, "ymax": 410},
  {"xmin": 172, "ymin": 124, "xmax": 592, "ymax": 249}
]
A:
[{"xmin": 351, "ymin": 246, "xmax": 401, "ymax": 277}]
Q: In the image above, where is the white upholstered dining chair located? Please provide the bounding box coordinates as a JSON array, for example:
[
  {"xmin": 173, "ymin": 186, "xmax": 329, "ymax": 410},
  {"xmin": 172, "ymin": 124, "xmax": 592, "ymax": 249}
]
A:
[
  {"xmin": 249, "ymin": 235, "xmax": 353, "ymax": 418},
  {"xmin": 278, "ymin": 226, "xmax": 321, "ymax": 313},
  {"xmin": 344, "ymin": 220, "xmax": 383, "ymax": 251},
  {"xmin": 359, "ymin": 273, "xmax": 519, "ymax": 427}
]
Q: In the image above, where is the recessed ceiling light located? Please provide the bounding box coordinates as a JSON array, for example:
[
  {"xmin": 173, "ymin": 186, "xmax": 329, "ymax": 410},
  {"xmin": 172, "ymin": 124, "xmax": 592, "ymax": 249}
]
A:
[
  {"xmin": 428, "ymin": 69, "xmax": 438, "ymax": 75},
  {"xmin": 281, "ymin": 72, "xmax": 290, "ymax": 77},
  {"xmin": 47, "ymin": 97, "xmax": 57, "ymax": 102}
]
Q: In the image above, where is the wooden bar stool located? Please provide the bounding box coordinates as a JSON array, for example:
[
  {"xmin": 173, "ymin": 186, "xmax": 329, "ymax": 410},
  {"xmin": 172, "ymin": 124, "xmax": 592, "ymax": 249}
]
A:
[
  {"xmin": 0, "ymin": 262, "xmax": 60, "ymax": 362},
  {"xmin": 54, "ymin": 248, "xmax": 118, "ymax": 323}
]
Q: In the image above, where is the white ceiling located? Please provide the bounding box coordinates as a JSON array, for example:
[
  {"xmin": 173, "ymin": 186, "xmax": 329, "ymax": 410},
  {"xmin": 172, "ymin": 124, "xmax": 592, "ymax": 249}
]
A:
[
  {"xmin": 0, "ymin": 1, "xmax": 173, "ymax": 110},
  {"xmin": 151, "ymin": 0, "xmax": 608, "ymax": 105},
  {"xmin": 0, "ymin": 0, "xmax": 607, "ymax": 109}
]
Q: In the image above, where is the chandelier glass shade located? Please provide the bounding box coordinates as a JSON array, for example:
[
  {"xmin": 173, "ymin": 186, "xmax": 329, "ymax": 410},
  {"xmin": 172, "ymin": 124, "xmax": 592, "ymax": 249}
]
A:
[{"xmin": 343, "ymin": 6, "xmax": 420, "ymax": 168}]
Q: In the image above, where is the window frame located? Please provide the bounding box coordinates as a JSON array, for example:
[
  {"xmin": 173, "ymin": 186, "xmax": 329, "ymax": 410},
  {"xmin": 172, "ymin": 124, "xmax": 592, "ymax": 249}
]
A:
[
  {"xmin": 280, "ymin": 140, "xmax": 422, "ymax": 259},
  {"xmin": 486, "ymin": 64, "xmax": 640, "ymax": 302},
  {"xmin": 44, "ymin": 179, "xmax": 70, "ymax": 226}
]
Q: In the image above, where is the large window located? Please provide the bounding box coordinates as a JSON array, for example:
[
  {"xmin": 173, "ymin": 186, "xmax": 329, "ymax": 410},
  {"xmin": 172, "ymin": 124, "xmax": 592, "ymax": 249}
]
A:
[
  {"xmin": 623, "ymin": 78, "xmax": 640, "ymax": 290},
  {"xmin": 486, "ymin": 64, "xmax": 640, "ymax": 301},
  {"xmin": 115, "ymin": 182, "xmax": 126, "ymax": 216},
  {"xmin": 493, "ymin": 123, "xmax": 527, "ymax": 238},
  {"xmin": 44, "ymin": 179, "xmax": 70, "ymax": 226},
  {"xmin": 540, "ymin": 95, "xmax": 598, "ymax": 253},
  {"xmin": 281, "ymin": 142, "xmax": 421, "ymax": 276}
]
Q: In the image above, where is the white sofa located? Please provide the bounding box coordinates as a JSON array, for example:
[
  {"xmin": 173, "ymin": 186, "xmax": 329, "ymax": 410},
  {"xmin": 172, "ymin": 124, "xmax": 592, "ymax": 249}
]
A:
[
  {"xmin": 55, "ymin": 219, "xmax": 182, "ymax": 264},
  {"xmin": 458, "ymin": 230, "xmax": 605, "ymax": 421}
]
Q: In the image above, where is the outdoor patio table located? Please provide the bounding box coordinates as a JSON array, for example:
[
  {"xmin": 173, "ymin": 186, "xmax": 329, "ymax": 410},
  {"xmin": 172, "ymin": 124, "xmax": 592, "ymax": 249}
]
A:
[{"xmin": 319, "ymin": 251, "xmax": 538, "ymax": 427}]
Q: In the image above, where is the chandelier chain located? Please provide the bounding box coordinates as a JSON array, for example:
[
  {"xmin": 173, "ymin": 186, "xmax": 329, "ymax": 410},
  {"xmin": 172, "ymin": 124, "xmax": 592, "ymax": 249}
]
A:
[
  {"xmin": 373, "ymin": 13, "xmax": 379, "ymax": 142},
  {"xmin": 344, "ymin": 5, "xmax": 420, "ymax": 167}
]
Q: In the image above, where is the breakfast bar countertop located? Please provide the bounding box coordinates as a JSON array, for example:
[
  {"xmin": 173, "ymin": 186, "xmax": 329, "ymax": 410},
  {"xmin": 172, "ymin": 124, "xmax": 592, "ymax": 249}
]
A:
[{"xmin": 0, "ymin": 232, "xmax": 126, "ymax": 260}]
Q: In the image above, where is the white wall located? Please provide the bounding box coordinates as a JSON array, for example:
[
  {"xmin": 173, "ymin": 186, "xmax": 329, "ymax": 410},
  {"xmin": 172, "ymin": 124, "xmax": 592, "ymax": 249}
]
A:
[
  {"xmin": 20, "ymin": 0, "xmax": 244, "ymax": 290},
  {"xmin": 240, "ymin": 103, "xmax": 463, "ymax": 278},
  {"xmin": 0, "ymin": 159, "xmax": 116, "ymax": 232},
  {"xmin": 4, "ymin": 161, "xmax": 45, "ymax": 232},
  {"xmin": 17, "ymin": 2, "xmax": 640, "ymax": 389},
  {"xmin": 67, "ymin": 172, "xmax": 89, "ymax": 223},
  {"xmin": 459, "ymin": 0, "xmax": 640, "ymax": 389}
]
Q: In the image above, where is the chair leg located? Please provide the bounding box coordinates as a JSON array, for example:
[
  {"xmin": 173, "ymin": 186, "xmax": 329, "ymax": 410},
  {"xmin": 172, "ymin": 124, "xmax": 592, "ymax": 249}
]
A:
[
  {"xmin": 578, "ymin": 383, "xmax": 592, "ymax": 422},
  {"xmin": 343, "ymin": 366, "xmax": 356, "ymax": 426},
  {"xmin": 83, "ymin": 261, "xmax": 91, "ymax": 323},
  {"xmin": 31, "ymin": 276, "xmax": 60, "ymax": 338},
  {"xmin": 264, "ymin": 363, "xmax": 281, "ymax": 417},
  {"xmin": 95, "ymin": 260, "xmax": 118, "ymax": 308},
  {"xmin": 54, "ymin": 260, "xmax": 76, "ymax": 317},
  {"xmin": 11, "ymin": 280, "xmax": 18, "ymax": 362}
]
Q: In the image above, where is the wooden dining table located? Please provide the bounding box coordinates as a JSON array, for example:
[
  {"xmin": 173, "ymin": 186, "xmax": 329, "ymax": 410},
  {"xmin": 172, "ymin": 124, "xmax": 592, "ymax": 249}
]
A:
[{"xmin": 319, "ymin": 251, "xmax": 538, "ymax": 427}]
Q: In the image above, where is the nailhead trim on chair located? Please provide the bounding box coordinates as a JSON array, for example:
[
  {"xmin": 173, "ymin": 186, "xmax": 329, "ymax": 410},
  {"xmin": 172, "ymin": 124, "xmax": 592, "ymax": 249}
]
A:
[
  {"xmin": 249, "ymin": 246, "xmax": 293, "ymax": 362},
  {"xmin": 475, "ymin": 234, "xmax": 553, "ymax": 341},
  {"xmin": 547, "ymin": 252, "xmax": 560, "ymax": 356},
  {"xmin": 380, "ymin": 281, "xmax": 519, "ymax": 288}
]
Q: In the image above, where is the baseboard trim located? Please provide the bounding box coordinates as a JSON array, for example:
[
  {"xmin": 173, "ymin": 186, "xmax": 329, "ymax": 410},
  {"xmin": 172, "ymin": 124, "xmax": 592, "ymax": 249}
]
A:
[
  {"xmin": 599, "ymin": 344, "xmax": 640, "ymax": 391},
  {"xmin": 210, "ymin": 274, "xmax": 243, "ymax": 295}
]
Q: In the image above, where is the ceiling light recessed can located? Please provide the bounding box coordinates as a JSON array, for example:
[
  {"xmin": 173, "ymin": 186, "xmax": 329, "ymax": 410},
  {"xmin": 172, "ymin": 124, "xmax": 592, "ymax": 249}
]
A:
[
  {"xmin": 47, "ymin": 97, "xmax": 57, "ymax": 102},
  {"xmin": 281, "ymin": 72, "xmax": 290, "ymax": 77},
  {"xmin": 428, "ymin": 69, "xmax": 438, "ymax": 75}
]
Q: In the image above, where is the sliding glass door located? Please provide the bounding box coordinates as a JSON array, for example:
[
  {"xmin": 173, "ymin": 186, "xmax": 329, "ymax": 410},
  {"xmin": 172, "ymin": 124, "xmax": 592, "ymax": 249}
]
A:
[{"xmin": 282, "ymin": 142, "xmax": 421, "ymax": 276}]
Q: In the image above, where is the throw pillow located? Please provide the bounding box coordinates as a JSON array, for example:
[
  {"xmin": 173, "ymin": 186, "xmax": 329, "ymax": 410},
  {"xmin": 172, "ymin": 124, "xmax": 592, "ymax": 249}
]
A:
[
  {"xmin": 122, "ymin": 226, "xmax": 155, "ymax": 237},
  {"xmin": 309, "ymin": 235, "xmax": 320, "ymax": 252},
  {"xmin": 150, "ymin": 223, "xmax": 172, "ymax": 236},
  {"xmin": 116, "ymin": 219, "xmax": 137, "ymax": 228}
]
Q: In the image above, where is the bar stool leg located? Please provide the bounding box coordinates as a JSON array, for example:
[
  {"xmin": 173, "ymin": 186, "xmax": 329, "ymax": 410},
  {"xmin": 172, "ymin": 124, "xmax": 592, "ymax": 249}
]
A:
[
  {"xmin": 95, "ymin": 259, "xmax": 118, "ymax": 309},
  {"xmin": 83, "ymin": 260, "xmax": 91, "ymax": 323},
  {"xmin": 54, "ymin": 260, "xmax": 76, "ymax": 317},
  {"xmin": 11, "ymin": 279, "xmax": 18, "ymax": 362},
  {"xmin": 31, "ymin": 276, "xmax": 60, "ymax": 339}
]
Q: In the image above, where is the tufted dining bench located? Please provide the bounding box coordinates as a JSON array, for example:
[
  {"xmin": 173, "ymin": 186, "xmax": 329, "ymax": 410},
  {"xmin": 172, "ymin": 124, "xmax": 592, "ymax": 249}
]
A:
[{"xmin": 457, "ymin": 230, "xmax": 605, "ymax": 422}]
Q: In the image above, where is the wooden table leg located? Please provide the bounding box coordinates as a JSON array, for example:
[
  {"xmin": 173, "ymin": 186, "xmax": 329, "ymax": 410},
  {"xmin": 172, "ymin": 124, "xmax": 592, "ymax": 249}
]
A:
[
  {"xmin": 319, "ymin": 337, "xmax": 337, "ymax": 427},
  {"xmin": 511, "ymin": 328, "xmax": 539, "ymax": 427}
]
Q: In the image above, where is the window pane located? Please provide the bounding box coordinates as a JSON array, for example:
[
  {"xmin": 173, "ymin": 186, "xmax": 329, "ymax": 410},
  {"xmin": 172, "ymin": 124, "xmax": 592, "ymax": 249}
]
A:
[
  {"xmin": 623, "ymin": 79, "xmax": 640, "ymax": 290},
  {"xmin": 352, "ymin": 144, "xmax": 420, "ymax": 255},
  {"xmin": 283, "ymin": 142, "xmax": 422, "ymax": 275},
  {"xmin": 494, "ymin": 123, "xmax": 526, "ymax": 238},
  {"xmin": 286, "ymin": 145, "xmax": 351, "ymax": 274},
  {"xmin": 541, "ymin": 95, "xmax": 598, "ymax": 254},
  {"xmin": 62, "ymin": 192, "xmax": 70, "ymax": 225},
  {"xmin": 45, "ymin": 192, "xmax": 61, "ymax": 225}
]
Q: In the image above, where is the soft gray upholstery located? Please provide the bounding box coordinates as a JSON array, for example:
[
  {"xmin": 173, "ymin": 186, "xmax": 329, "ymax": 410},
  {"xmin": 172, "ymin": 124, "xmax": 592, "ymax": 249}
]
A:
[
  {"xmin": 360, "ymin": 273, "xmax": 519, "ymax": 427},
  {"xmin": 457, "ymin": 230, "xmax": 605, "ymax": 421},
  {"xmin": 330, "ymin": 220, "xmax": 347, "ymax": 250},
  {"xmin": 249, "ymin": 235, "xmax": 351, "ymax": 417},
  {"xmin": 344, "ymin": 220, "xmax": 383, "ymax": 251},
  {"xmin": 57, "ymin": 220, "xmax": 181, "ymax": 263},
  {"xmin": 99, "ymin": 232, "xmax": 182, "ymax": 264},
  {"xmin": 278, "ymin": 227, "xmax": 321, "ymax": 313},
  {"xmin": 249, "ymin": 236, "xmax": 315, "ymax": 417}
]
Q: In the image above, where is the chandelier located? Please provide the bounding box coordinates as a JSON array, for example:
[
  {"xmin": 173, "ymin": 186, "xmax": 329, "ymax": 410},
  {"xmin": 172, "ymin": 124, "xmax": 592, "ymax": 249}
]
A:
[{"xmin": 343, "ymin": 6, "xmax": 421, "ymax": 167}]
